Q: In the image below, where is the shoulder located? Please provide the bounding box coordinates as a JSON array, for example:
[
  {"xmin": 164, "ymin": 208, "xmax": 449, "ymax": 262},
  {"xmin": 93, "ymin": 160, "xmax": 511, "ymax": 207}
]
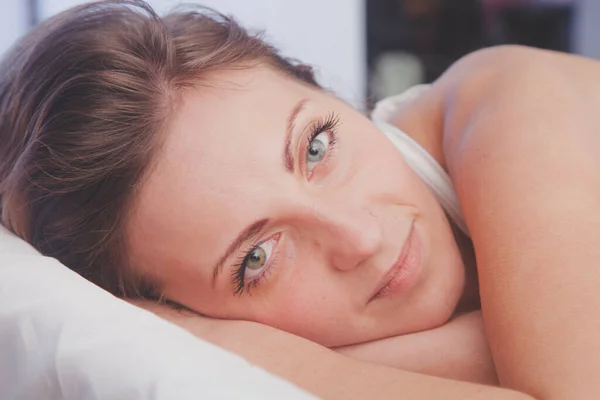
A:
[
  {"xmin": 432, "ymin": 46, "xmax": 600, "ymax": 171},
  {"xmin": 434, "ymin": 45, "xmax": 600, "ymax": 128},
  {"xmin": 433, "ymin": 47, "xmax": 600, "ymax": 245},
  {"xmin": 380, "ymin": 46, "xmax": 600, "ymax": 170},
  {"xmin": 436, "ymin": 45, "xmax": 600, "ymax": 87}
]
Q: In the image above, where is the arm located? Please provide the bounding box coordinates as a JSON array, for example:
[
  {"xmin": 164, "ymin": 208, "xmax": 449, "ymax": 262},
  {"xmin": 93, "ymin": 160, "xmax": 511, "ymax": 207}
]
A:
[
  {"xmin": 438, "ymin": 45, "xmax": 600, "ymax": 399},
  {"xmin": 135, "ymin": 301, "xmax": 529, "ymax": 400},
  {"xmin": 336, "ymin": 311, "xmax": 498, "ymax": 385}
]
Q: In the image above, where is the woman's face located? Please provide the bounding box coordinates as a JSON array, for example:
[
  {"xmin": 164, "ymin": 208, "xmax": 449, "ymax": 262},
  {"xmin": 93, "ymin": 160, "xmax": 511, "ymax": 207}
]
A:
[{"xmin": 128, "ymin": 66, "xmax": 465, "ymax": 347}]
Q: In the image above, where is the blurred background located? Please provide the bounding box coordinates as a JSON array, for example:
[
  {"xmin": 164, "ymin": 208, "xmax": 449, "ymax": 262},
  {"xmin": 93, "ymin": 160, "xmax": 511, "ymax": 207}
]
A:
[{"xmin": 0, "ymin": 0, "xmax": 597, "ymax": 109}]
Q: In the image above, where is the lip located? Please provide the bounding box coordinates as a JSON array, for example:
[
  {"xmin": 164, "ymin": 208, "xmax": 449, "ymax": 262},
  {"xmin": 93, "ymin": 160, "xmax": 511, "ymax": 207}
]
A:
[{"xmin": 369, "ymin": 223, "xmax": 422, "ymax": 302}]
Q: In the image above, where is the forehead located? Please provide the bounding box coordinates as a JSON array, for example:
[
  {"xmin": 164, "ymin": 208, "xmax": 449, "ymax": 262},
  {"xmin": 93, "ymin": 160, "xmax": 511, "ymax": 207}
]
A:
[{"xmin": 128, "ymin": 67, "xmax": 315, "ymax": 272}]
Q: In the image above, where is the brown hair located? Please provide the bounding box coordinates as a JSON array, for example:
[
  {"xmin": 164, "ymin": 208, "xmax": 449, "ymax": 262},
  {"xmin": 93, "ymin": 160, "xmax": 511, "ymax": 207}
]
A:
[{"xmin": 0, "ymin": 0, "xmax": 319, "ymax": 298}]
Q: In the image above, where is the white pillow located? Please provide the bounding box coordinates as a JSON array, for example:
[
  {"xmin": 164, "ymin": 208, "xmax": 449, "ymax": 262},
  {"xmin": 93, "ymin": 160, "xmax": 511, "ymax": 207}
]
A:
[{"xmin": 0, "ymin": 224, "xmax": 313, "ymax": 399}]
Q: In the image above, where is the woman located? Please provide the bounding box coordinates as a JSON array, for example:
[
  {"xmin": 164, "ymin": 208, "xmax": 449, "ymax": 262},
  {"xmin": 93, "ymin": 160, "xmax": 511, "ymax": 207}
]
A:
[{"xmin": 1, "ymin": 1, "xmax": 599, "ymax": 398}]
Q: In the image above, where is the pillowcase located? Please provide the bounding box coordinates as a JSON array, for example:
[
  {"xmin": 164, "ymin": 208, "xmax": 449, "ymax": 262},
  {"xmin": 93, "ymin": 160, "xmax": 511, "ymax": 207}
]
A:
[{"xmin": 0, "ymin": 224, "xmax": 312, "ymax": 399}]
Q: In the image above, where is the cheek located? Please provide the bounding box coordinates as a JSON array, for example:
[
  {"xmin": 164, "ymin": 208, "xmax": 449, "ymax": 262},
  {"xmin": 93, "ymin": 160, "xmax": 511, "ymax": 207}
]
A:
[
  {"xmin": 350, "ymin": 129, "xmax": 423, "ymax": 200},
  {"xmin": 249, "ymin": 274, "xmax": 353, "ymax": 343}
]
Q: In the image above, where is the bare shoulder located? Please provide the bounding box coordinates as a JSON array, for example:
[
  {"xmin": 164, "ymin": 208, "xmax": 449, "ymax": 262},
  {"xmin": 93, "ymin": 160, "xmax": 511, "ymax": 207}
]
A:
[
  {"xmin": 431, "ymin": 46, "xmax": 600, "ymax": 170},
  {"xmin": 438, "ymin": 45, "xmax": 600, "ymax": 88},
  {"xmin": 435, "ymin": 45, "xmax": 600, "ymax": 120},
  {"xmin": 433, "ymin": 46, "xmax": 600, "ymax": 398},
  {"xmin": 384, "ymin": 46, "xmax": 600, "ymax": 169}
]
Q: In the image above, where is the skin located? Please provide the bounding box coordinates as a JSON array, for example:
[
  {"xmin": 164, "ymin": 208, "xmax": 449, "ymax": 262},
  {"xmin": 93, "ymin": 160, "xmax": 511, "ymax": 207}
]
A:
[
  {"xmin": 128, "ymin": 65, "xmax": 466, "ymax": 348},
  {"xmin": 135, "ymin": 300, "xmax": 520, "ymax": 399},
  {"xmin": 438, "ymin": 46, "xmax": 600, "ymax": 398},
  {"xmin": 130, "ymin": 45, "xmax": 600, "ymax": 398}
]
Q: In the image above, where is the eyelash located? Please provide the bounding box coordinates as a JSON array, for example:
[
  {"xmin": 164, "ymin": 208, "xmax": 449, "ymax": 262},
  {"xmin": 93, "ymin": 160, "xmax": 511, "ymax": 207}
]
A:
[
  {"xmin": 231, "ymin": 236, "xmax": 279, "ymax": 296},
  {"xmin": 230, "ymin": 111, "xmax": 341, "ymax": 296},
  {"xmin": 305, "ymin": 111, "xmax": 339, "ymax": 169}
]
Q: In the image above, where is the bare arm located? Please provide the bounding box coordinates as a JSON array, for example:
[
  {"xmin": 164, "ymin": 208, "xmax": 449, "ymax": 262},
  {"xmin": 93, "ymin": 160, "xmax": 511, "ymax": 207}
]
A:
[
  {"xmin": 337, "ymin": 311, "xmax": 497, "ymax": 385},
  {"xmin": 135, "ymin": 301, "xmax": 528, "ymax": 400},
  {"xmin": 439, "ymin": 46, "xmax": 600, "ymax": 399}
]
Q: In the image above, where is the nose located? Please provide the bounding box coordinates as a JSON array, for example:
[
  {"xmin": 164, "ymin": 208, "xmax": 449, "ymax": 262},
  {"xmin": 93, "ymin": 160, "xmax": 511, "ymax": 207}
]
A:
[{"xmin": 304, "ymin": 204, "xmax": 383, "ymax": 272}]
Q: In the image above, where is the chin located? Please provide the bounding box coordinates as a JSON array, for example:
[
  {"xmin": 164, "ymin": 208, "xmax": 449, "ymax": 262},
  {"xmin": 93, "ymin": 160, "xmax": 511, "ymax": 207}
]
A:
[
  {"xmin": 423, "ymin": 274, "xmax": 466, "ymax": 327},
  {"xmin": 395, "ymin": 272, "xmax": 466, "ymax": 336}
]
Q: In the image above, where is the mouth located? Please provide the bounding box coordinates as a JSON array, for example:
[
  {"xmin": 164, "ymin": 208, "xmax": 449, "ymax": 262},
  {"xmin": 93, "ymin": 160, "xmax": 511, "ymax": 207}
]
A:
[{"xmin": 369, "ymin": 223, "xmax": 421, "ymax": 302}]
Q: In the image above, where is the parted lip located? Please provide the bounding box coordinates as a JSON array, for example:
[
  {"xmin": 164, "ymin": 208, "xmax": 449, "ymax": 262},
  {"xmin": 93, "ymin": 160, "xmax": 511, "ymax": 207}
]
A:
[{"xmin": 368, "ymin": 222, "xmax": 415, "ymax": 303}]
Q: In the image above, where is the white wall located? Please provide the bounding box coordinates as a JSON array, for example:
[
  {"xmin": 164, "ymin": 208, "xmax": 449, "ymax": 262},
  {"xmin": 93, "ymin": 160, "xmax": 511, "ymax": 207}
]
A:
[
  {"xmin": 39, "ymin": 0, "xmax": 366, "ymax": 108},
  {"xmin": 0, "ymin": 0, "xmax": 29, "ymax": 56}
]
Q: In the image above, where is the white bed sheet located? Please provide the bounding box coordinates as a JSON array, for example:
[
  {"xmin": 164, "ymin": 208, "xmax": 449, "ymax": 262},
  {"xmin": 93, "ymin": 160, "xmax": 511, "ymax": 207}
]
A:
[{"xmin": 0, "ymin": 225, "xmax": 314, "ymax": 399}]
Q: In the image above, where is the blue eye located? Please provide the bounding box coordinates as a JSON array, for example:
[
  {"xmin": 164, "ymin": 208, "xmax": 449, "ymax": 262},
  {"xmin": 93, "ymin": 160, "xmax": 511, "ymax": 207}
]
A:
[
  {"xmin": 306, "ymin": 131, "xmax": 330, "ymax": 173},
  {"xmin": 305, "ymin": 112, "xmax": 340, "ymax": 176}
]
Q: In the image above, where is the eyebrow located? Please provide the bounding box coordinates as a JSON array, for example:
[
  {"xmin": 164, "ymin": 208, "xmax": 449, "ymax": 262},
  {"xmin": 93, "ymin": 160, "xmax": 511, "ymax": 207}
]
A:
[
  {"xmin": 283, "ymin": 99, "xmax": 308, "ymax": 173},
  {"xmin": 212, "ymin": 218, "xmax": 269, "ymax": 287},
  {"xmin": 211, "ymin": 100, "xmax": 307, "ymax": 287}
]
